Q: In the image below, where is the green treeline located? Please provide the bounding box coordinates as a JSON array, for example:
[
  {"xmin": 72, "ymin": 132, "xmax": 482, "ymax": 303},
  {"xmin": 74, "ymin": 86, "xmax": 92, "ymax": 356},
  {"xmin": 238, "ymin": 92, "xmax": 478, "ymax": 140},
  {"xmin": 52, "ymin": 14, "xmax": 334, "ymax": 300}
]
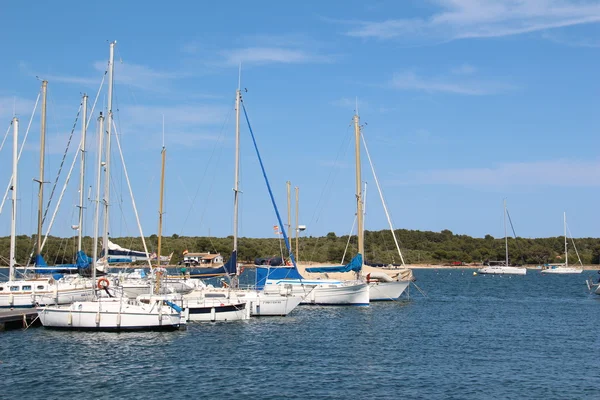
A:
[{"xmin": 2, "ymin": 228, "xmax": 600, "ymax": 266}]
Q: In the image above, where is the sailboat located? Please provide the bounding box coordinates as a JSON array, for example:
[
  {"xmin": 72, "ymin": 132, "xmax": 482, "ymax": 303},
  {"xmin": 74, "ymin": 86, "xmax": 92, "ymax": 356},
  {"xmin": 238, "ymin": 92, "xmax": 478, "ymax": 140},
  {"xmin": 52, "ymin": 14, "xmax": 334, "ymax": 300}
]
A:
[
  {"xmin": 1, "ymin": 84, "xmax": 93, "ymax": 308},
  {"xmin": 301, "ymin": 110, "xmax": 413, "ymax": 301},
  {"xmin": 477, "ymin": 200, "xmax": 527, "ymax": 275},
  {"xmin": 238, "ymin": 95, "xmax": 368, "ymax": 306},
  {"xmin": 37, "ymin": 41, "xmax": 185, "ymax": 331},
  {"xmin": 540, "ymin": 212, "xmax": 583, "ymax": 274},
  {"xmin": 180, "ymin": 83, "xmax": 302, "ymax": 317}
]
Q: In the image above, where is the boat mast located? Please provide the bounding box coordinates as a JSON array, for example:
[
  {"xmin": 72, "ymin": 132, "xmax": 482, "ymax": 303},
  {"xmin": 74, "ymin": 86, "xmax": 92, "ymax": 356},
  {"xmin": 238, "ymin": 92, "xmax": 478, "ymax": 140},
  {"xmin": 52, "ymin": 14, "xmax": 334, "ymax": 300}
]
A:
[
  {"xmin": 295, "ymin": 186, "xmax": 299, "ymax": 261},
  {"xmin": 77, "ymin": 94, "xmax": 88, "ymax": 252},
  {"xmin": 354, "ymin": 112, "xmax": 364, "ymax": 264},
  {"xmin": 504, "ymin": 199, "xmax": 509, "ymax": 267},
  {"xmin": 9, "ymin": 118, "xmax": 18, "ymax": 281},
  {"xmin": 92, "ymin": 113, "xmax": 105, "ymax": 282},
  {"xmin": 564, "ymin": 212, "xmax": 568, "ymax": 268},
  {"xmin": 102, "ymin": 41, "xmax": 116, "ymax": 259},
  {"xmin": 287, "ymin": 181, "xmax": 291, "ymax": 247},
  {"xmin": 232, "ymin": 77, "xmax": 241, "ymax": 286},
  {"xmin": 157, "ymin": 117, "xmax": 166, "ymax": 267},
  {"xmin": 35, "ymin": 80, "xmax": 48, "ymax": 260}
]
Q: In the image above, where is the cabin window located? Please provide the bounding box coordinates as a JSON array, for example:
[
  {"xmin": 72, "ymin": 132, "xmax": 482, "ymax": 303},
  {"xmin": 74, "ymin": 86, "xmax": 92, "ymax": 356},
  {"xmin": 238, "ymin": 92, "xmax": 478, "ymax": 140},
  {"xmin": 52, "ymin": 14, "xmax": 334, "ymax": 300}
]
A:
[
  {"xmin": 22, "ymin": 285, "xmax": 32, "ymax": 291},
  {"xmin": 205, "ymin": 293, "xmax": 226, "ymax": 298},
  {"xmin": 10, "ymin": 286, "xmax": 19, "ymax": 291},
  {"xmin": 37, "ymin": 285, "xmax": 45, "ymax": 290},
  {"xmin": 0, "ymin": 287, "xmax": 4, "ymax": 291}
]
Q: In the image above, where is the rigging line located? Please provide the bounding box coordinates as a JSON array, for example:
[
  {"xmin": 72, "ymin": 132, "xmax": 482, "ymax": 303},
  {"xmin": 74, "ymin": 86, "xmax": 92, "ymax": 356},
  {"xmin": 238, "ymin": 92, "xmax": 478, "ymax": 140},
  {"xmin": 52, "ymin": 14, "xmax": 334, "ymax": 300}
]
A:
[
  {"xmin": 361, "ymin": 132, "xmax": 406, "ymax": 266},
  {"xmin": 112, "ymin": 119, "xmax": 152, "ymax": 269},
  {"xmin": 0, "ymin": 92, "xmax": 41, "ymax": 215},
  {"xmin": 307, "ymin": 125, "xmax": 354, "ymax": 262},
  {"xmin": 30, "ymin": 104, "xmax": 84, "ymax": 264},
  {"xmin": 178, "ymin": 101, "xmax": 233, "ymax": 236},
  {"xmin": 504, "ymin": 207, "xmax": 525, "ymax": 264},
  {"xmin": 566, "ymin": 224, "xmax": 584, "ymax": 267},
  {"xmin": 41, "ymin": 102, "xmax": 83, "ymax": 228},
  {"xmin": 0, "ymin": 122, "xmax": 10, "ymax": 155},
  {"xmin": 241, "ymin": 100, "xmax": 297, "ymax": 267},
  {"xmin": 341, "ymin": 216, "xmax": 357, "ymax": 264},
  {"xmin": 308, "ymin": 124, "xmax": 353, "ymax": 227}
]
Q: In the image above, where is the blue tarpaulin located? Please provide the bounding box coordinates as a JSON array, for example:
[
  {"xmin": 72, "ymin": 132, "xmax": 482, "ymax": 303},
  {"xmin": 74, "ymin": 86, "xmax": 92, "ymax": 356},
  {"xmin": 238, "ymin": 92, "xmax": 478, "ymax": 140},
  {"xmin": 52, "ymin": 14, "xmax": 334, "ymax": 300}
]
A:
[{"xmin": 305, "ymin": 253, "xmax": 363, "ymax": 274}]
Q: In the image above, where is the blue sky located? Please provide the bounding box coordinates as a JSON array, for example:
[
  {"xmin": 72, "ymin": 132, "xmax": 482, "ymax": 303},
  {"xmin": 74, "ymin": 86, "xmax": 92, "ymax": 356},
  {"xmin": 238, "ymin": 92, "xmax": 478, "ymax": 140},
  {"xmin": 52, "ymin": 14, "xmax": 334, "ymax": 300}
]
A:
[{"xmin": 1, "ymin": 0, "xmax": 600, "ymax": 244}]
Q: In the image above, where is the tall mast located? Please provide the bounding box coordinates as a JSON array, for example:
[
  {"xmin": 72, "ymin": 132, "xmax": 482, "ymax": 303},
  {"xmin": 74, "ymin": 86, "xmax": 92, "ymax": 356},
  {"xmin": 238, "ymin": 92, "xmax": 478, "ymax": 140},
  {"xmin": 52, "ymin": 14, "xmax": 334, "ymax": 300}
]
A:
[
  {"xmin": 157, "ymin": 132, "xmax": 166, "ymax": 267},
  {"xmin": 92, "ymin": 113, "xmax": 105, "ymax": 282},
  {"xmin": 102, "ymin": 41, "xmax": 116, "ymax": 257},
  {"xmin": 295, "ymin": 186, "xmax": 299, "ymax": 261},
  {"xmin": 35, "ymin": 80, "xmax": 48, "ymax": 259},
  {"xmin": 287, "ymin": 181, "xmax": 291, "ymax": 244},
  {"xmin": 77, "ymin": 94, "xmax": 88, "ymax": 252},
  {"xmin": 354, "ymin": 113, "xmax": 364, "ymax": 261},
  {"xmin": 9, "ymin": 118, "xmax": 18, "ymax": 281},
  {"xmin": 233, "ymin": 86, "xmax": 241, "ymax": 275},
  {"xmin": 564, "ymin": 212, "xmax": 568, "ymax": 267},
  {"xmin": 504, "ymin": 199, "xmax": 509, "ymax": 267}
]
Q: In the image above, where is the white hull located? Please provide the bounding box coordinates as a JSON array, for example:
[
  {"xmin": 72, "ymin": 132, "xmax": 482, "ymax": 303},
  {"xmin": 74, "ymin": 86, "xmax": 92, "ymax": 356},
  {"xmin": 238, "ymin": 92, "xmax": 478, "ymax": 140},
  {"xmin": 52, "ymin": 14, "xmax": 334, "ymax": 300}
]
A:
[
  {"xmin": 477, "ymin": 266, "xmax": 527, "ymax": 275},
  {"xmin": 368, "ymin": 280, "xmax": 410, "ymax": 301},
  {"xmin": 183, "ymin": 297, "xmax": 249, "ymax": 322},
  {"xmin": 540, "ymin": 267, "xmax": 583, "ymax": 274},
  {"xmin": 189, "ymin": 287, "xmax": 302, "ymax": 316},
  {"xmin": 265, "ymin": 279, "xmax": 369, "ymax": 306},
  {"xmin": 37, "ymin": 297, "xmax": 184, "ymax": 331},
  {"xmin": 0, "ymin": 279, "xmax": 94, "ymax": 308}
]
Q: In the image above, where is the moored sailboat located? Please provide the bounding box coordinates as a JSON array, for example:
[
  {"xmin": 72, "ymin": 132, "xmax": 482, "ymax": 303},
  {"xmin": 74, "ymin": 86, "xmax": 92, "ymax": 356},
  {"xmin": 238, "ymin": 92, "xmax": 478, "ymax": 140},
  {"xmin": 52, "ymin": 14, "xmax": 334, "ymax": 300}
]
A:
[
  {"xmin": 37, "ymin": 41, "xmax": 185, "ymax": 331},
  {"xmin": 477, "ymin": 200, "xmax": 526, "ymax": 275},
  {"xmin": 540, "ymin": 212, "xmax": 583, "ymax": 274}
]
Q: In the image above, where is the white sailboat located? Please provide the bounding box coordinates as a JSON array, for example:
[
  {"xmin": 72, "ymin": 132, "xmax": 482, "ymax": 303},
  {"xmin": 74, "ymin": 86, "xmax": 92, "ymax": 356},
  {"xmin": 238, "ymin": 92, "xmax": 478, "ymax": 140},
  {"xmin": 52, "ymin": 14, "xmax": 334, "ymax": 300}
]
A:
[
  {"xmin": 37, "ymin": 41, "xmax": 185, "ymax": 331},
  {"xmin": 183, "ymin": 83, "xmax": 302, "ymax": 316},
  {"xmin": 236, "ymin": 93, "xmax": 368, "ymax": 306},
  {"xmin": 541, "ymin": 212, "xmax": 583, "ymax": 274},
  {"xmin": 477, "ymin": 200, "xmax": 526, "ymax": 275},
  {"xmin": 1, "ymin": 84, "xmax": 93, "ymax": 308},
  {"xmin": 302, "ymin": 111, "xmax": 412, "ymax": 301}
]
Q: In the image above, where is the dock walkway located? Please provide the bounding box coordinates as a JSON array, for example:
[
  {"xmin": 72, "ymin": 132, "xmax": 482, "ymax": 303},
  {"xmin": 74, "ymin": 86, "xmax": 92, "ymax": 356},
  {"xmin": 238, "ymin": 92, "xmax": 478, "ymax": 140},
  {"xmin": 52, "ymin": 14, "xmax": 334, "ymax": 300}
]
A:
[{"xmin": 0, "ymin": 309, "xmax": 40, "ymax": 331}]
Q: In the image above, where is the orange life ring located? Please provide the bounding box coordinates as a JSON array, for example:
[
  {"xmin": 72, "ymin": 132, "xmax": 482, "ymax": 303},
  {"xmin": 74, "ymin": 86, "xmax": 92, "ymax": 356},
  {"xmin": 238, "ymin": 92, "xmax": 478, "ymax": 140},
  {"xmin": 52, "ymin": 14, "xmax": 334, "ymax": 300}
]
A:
[{"xmin": 97, "ymin": 277, "xmax": 110, "ymax": 289}]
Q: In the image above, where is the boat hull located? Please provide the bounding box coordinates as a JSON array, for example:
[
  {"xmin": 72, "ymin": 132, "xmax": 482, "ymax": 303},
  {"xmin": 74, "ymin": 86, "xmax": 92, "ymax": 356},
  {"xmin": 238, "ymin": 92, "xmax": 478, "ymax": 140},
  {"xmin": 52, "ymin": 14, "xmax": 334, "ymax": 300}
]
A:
[
  {"xmin": 265, "ymin": 280, "xmax": 369, "ymax": 306},
  {"xmin": 37, "ymin": 299, "xmax": 183, "ymax": 331},
  {"xmin": 0, "ymin": 279, "xmax": 93, "ymax": 308},
  {"xmin": 183, "ymin": 298, "xmax": 249, "ymax": 322},
  {"xmin": 540, "ymin": 268, "xmax": 583, "ymax": 274},
  {"xmin": 477, "ymin": 266, "xmax": 527, "ymax": 275},
  {"xmin": 368, "ymin": 280, "xmax": 410, "ymax": 301}
]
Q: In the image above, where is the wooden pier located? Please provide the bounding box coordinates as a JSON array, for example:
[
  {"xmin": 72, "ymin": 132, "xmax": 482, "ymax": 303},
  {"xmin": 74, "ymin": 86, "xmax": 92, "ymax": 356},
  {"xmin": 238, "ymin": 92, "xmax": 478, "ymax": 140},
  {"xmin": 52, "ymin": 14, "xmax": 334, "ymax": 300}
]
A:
[{"xmin": 0, "ymin": 309, "xmax": 40, "ymax": 331}]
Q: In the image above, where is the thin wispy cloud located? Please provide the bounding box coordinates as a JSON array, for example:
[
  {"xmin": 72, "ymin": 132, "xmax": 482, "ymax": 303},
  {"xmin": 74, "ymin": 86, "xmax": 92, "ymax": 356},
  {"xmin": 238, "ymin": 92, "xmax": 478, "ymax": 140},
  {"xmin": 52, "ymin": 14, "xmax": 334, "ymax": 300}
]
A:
[
  {"xmin": 331, "ymin": 97, "xmax": 366, "ymax": 111},
  {"xmin": 451, "ymin": 63, "xmax": 477, "ymax": 75},
  {"xmin": 541, "ymin": 31, "xmax": 600, "ymax": 47},
  {"xmin": 220, "ymin": 47, "xmax": 332, "ymax": 66},
  {"xmin": 391, "ymin": 70, "xmax": 515, "ymax": 95},
  {"xmin": 0, "ymin": 96, "xmax": 36, "ymax": 121},
  {"xmin": 20, "ymin": 60, "xmax": 189, "ymax": 92},
  {"xmin": 217, "ymin": 33, "xmax": 336, "ymax": 66},
  {"xmin": 344, "ymin": 0, "xmax": 600, "ymax": 43},
  {"xmin": 319, "ymin": 160, "xmax": 351, "ymax": 169},
  {"xmin": 392, "ymin": 159, "xmax": 600, "ymax": 187}
]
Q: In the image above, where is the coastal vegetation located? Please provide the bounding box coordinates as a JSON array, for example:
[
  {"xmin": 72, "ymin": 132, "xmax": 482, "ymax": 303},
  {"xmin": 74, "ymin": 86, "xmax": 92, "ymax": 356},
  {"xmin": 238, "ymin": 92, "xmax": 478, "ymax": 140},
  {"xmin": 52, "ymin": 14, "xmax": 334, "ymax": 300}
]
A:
[{"xmin": 2, "ymin": 228, "xmax": 600, "ymax": 266}]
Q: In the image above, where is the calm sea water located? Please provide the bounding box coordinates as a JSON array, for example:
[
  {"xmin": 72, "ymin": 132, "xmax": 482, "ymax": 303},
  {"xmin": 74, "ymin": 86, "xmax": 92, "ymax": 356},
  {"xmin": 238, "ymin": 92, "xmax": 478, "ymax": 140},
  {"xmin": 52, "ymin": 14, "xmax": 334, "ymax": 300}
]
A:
[{"xmin": 2, "ymin": 268, "xmax": 600, "ymax": 399}]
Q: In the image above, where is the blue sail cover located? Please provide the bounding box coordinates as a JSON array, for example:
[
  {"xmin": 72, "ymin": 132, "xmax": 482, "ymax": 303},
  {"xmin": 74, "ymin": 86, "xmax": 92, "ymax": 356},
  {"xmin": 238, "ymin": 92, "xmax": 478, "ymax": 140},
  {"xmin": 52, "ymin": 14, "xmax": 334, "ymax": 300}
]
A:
[
  {"xmin": 33, "ymin": 250, "xmax": 93, "ymax": 275},
  {"xmin": 223, "ymin": 250, "xmax": 237, "ymax": 275},
  {"xmin": 255, "ymin": 266, "xmax": 304, "ymax": 289},
  {"xmin": 305, "ymin": 253, "xmax": 363, "ymax": 274}
]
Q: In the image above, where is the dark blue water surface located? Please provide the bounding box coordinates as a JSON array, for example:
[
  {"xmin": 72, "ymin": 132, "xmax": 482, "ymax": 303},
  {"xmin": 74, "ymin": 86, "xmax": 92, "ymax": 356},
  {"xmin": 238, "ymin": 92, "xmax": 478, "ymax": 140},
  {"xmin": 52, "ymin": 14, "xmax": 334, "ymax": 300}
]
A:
[{"xmin": 2, "ymin": 269, "xmax": 600, "ymax": 399}]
